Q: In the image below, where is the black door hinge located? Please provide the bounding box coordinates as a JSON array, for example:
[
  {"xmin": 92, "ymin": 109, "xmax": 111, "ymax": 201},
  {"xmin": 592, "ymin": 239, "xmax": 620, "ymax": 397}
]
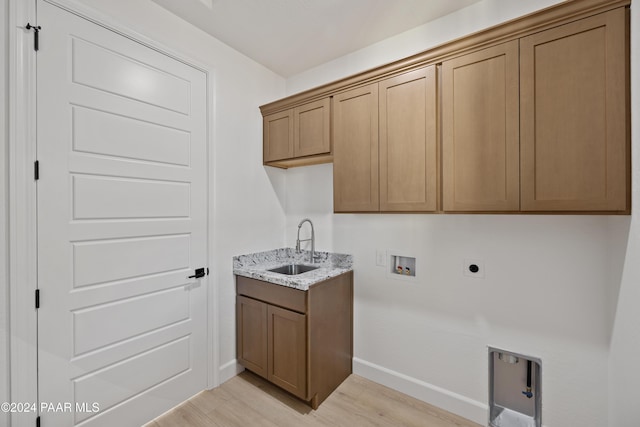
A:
[
  {"xmin": 35, "ymin": 289, "xmax": 40, "ymax": 309},
  {"xmin": 26, "ymin": 23, "xmax": 42, "ymax": 51},
  {"xmin": 36, "ymin": 415, "xmax": 41, "ymax": 427},
  {"xmin": 188, "ymin": 268, "xmax": 207, "ymax": 279},
  {"xmin": 34, "ymin": 160, "xmax": 39, "ymax": 180}
]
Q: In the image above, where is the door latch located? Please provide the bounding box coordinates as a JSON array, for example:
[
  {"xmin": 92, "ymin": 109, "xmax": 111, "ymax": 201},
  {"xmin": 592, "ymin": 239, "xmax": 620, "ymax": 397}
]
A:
[{"xmin": 188, "ymin": 267, "xmax": 207, "ymax": 279}]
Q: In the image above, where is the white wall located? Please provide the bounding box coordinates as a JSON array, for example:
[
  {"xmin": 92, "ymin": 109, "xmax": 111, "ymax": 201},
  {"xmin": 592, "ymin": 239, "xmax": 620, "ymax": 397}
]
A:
[
  {"xmin": 1, "ymin": 0, "xmax": 10, "ymax": 425},
  {"xmin": 281, "ymin": 0, "xmax": 636, "ymax": 426},
  {"xmin": 609, "ymin": 2, "xmax": 640, "ymax": 426}
]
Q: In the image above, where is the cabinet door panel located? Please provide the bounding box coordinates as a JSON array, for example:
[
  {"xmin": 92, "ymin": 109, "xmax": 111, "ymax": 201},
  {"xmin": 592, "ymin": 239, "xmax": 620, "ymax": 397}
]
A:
[
  {"xmin": 442, "ymin": 41, "xmax": 520, "ymax": 211},
  {"xmin": 236, "ymin": 296, "xmax": 268, "ymax": 378},
  {"xmin": 268, "ymin": 305, "xmax": 307, "ymax": 399},
  {"xmin": 263, "ymin": 109, "xmax": 293, "ymax": 162},
  {"xmin": 520, "ymin": 8, "xmax": 628, "ymax": 211},
  {"xmin": 379, "ymin": 66, "xmax": 437, "ymax": 212},
  {"xmin": 333, "ymin": 84, "xmax": 379, "ymax": 212},
  {"xmin": 294, "ymin": 98, "xmax": 331, "ymax": 157}
]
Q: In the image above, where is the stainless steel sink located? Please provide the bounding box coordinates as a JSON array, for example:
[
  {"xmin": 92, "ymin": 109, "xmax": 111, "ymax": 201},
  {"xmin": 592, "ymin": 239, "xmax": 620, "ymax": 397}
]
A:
[{"xmin": 268, "ymin": 264, "xmax": 319, "ymax": 275}]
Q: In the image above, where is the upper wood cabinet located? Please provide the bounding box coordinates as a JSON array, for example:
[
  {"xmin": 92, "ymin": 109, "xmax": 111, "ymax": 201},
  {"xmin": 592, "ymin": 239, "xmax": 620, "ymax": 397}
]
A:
[
  {"xmin": 380, "ymin": 67, "xmax": 438, "ymax": 212},
  {"xmin": 333, "ymin": 84, "xmax": 379, "ymax": 212},
  {"xmin": 442, "ymin": 41, "xmax": 520, "ymax": 212},
  {"xmin": 263, "ymin": 109, "xmax": 293, "ymax": 163},
  {"xmin": 333, "ymin": 66, "xmax": 437, "ymax": 213},
  {"xmin": 520, "ymin": 8, "xmax": 629, "ymax": 212},
  {"xmin": 263, "ymin": 98, "xmax": 331, "ymax": 168},
  {"xmin": 294, "ymin": 98, "xmax": 331, "ymax": 157},
  {"xmin": 260, "ymin": 0, "xmax": 630, "ymax": 214}
]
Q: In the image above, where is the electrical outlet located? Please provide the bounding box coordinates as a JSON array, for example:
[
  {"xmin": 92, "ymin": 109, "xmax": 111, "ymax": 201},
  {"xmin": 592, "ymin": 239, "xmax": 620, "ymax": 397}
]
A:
[
  {"xmin": 376, "ymin": 249, "xmax": 386, "ymax": 267},
  {"xmin": 464, "ymin": 259, "xmax": 485, "ymax": 278}
]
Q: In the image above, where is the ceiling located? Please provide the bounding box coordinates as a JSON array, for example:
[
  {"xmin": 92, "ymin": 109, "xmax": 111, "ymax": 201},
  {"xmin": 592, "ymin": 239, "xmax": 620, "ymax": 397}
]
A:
[{"xmin": 151, "ymin": 0, "xmax": 483, "ymax": 77}]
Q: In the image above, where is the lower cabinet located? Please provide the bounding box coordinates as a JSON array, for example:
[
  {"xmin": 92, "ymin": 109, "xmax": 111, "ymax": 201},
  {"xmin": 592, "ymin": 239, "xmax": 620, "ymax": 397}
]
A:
[
  {"xmin": 236, "ymin": 272, "xmax": 353, "ymax": 409},
  {"xmin": 236, "ymin": 295, "xmax": 268, "ymax": 378},
  {"xmin": 267, "ymin": 304, "xmax": 307, "ymax": 397}
]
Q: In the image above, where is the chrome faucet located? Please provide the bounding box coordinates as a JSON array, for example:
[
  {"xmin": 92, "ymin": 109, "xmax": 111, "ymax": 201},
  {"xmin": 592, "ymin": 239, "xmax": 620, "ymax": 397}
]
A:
[{"xmin": 295, "ymin": 218, "xmax": 315, "ymax": 263}]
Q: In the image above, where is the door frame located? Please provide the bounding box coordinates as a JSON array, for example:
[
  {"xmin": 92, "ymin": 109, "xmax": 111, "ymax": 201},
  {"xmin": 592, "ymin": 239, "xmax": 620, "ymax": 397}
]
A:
[{"xmin": 7, "ymin": 1, "xmax": 218, "ymax": 425}]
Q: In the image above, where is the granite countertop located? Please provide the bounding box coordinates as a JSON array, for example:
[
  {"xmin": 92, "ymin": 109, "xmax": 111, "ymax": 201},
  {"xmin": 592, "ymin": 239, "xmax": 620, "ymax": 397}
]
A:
[{"xmin": 233, "ymin": 248, "xmax": 353, "ymax": 291}]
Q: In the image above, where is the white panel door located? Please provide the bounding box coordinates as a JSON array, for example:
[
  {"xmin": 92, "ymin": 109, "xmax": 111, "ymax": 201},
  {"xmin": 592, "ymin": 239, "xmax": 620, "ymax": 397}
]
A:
[{"xmin": 36, "ymin": 2, "xmax": 208, "ymax": 426}]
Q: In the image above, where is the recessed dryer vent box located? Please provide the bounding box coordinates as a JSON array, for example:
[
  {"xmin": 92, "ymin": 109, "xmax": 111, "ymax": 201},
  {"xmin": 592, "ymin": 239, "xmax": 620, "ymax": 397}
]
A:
[{"xmin": 386, "ymin": 252, "xmax": 417, "ymax": 282}]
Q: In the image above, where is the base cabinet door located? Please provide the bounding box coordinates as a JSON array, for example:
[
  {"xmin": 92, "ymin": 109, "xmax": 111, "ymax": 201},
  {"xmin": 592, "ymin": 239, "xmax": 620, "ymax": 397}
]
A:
[
  {"xmin": 267, "ymin": 305, "xmax": 307, "ymax": 399},
  {"xmin": 236, "ymin": 296, "xmax": 268, "ymax": 378},
  {"xmin": 520, "ymin": 8, "xmax": 628, "ymax": 211}
]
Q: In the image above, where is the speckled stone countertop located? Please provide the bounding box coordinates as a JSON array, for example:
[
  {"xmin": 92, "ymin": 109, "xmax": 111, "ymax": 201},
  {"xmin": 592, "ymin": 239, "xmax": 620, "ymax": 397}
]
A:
[{"xmin": 233, "ymin": 248, "xmax": 353, "ymax": 291}]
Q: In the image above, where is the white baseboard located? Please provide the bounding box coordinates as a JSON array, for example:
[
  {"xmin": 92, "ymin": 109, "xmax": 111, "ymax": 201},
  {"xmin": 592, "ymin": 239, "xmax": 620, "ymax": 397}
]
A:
[
  {"xmin": 353, "ymin": 357, "xmax": 487, "ymax": 425},
  {"xmin": 218, "ymin": 359, "xmax": 244, "ymax": 385}
]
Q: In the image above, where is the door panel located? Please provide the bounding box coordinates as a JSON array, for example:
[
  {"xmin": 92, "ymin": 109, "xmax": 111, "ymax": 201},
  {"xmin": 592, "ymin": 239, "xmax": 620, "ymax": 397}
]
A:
[
  {"xmin": 72, "ymin": 106, "xmax": 191, "ymax": 166},
  {"xmin": 442, "ymin": 41, "xmax": 520, "ymax": 211},
  {"xmin": 72, "ymin": 337, "xmax": 190, "ymax": 424},
  {"xmin": 520, "ymin": 8, "xmax": 628, "ymax": 211},
  {"xmin": 72, "ymin": 287, "xmax": 189, "ymax": 355},
  {"xmin": 263, "ymin": 110, "xmax": 294, "ymax": 162},
  {"xmin": 333, "ymin": 84, "xmax": 379, "ymax": 212},
  {"xmin": 293, "ymin": 98, "xmax": 331, "ymax": 157},
  {"xmin": 71, "ymin": 37, "xmax": 191, "ymax": 114},
  {"xmin": 236, "ymin": 296, "xmax": 268, "ymax": 378},
  {"xmin": 37, "ymin": 2, "xmax": 208, "ymax": 426},
  {"xmin": 379, "ymin": 66, "xmax": 437, "ymax": 212},
  {"xmin": 268, "ymin": 305, "xmax": 307, "ymax": 399},
  {"xmin": 72, "ymin": 235, "xmax": 190, "ymax": 288}
]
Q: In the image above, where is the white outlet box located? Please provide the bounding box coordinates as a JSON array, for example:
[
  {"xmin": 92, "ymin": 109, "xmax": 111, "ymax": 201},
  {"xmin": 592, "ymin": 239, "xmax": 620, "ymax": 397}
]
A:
[{"xmin": 464, "ymin": 259, "xmax": 485, "ymax": 278}]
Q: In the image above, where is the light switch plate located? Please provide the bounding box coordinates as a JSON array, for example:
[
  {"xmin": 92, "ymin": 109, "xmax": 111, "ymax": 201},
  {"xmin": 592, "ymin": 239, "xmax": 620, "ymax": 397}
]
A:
[{"xmin": 376, "ymin": 249, "xmax": 386, "ymax": 267}]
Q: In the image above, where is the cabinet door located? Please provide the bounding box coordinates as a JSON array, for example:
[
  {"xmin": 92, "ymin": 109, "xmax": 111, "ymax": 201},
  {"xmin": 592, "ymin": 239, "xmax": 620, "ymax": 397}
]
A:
[
  {"xmin": 333, "ymin": 84, "xmax": 379, "ymax": 212},
  {"xmin": 294, "ymin": 98, "xmax": 331, "ymax": 157},
  {"xmin": 379, "ymin": 66, "xmax": 437, "ymax": 212},
  {"xmin": 520, "ymin": 9, "xmax": 628, "ymax": 211},
  {"xmin": 263, "ymin": 109, "xmax": 293, "ymax": 162},
  {"xmin": 442, "ymin": 41, "xmax": 520, "ymax": 211},
  {"xmin": 267, "ymin": 305, "xmax": 307, "ymax": 399},
  {"xmin": 236, "ymin": 296, "xmax": 268, "ymax": 378}
]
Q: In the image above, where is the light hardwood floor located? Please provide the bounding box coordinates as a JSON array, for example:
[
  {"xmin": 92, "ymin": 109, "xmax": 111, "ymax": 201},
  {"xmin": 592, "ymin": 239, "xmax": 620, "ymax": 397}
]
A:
[{"xmin": 145, "ymin": 371, "xmax": 482, "ymax": 427}]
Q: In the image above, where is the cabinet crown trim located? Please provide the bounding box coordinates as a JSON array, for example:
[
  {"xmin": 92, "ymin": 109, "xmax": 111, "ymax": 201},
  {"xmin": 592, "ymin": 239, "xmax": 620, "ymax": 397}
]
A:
[{"xmin": 259, "ymin": 0, "xmax": 629, "ymax": 116}]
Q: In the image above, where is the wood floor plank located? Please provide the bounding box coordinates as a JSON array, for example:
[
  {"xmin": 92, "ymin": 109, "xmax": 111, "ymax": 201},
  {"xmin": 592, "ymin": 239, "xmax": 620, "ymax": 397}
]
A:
[
  {"xmin": 152, "ymin": 402, "xmax": 221, "ymax": 427},
  {"xmin": 146, "ymin": 371, "xmax": 483, "ymax": 427}
]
